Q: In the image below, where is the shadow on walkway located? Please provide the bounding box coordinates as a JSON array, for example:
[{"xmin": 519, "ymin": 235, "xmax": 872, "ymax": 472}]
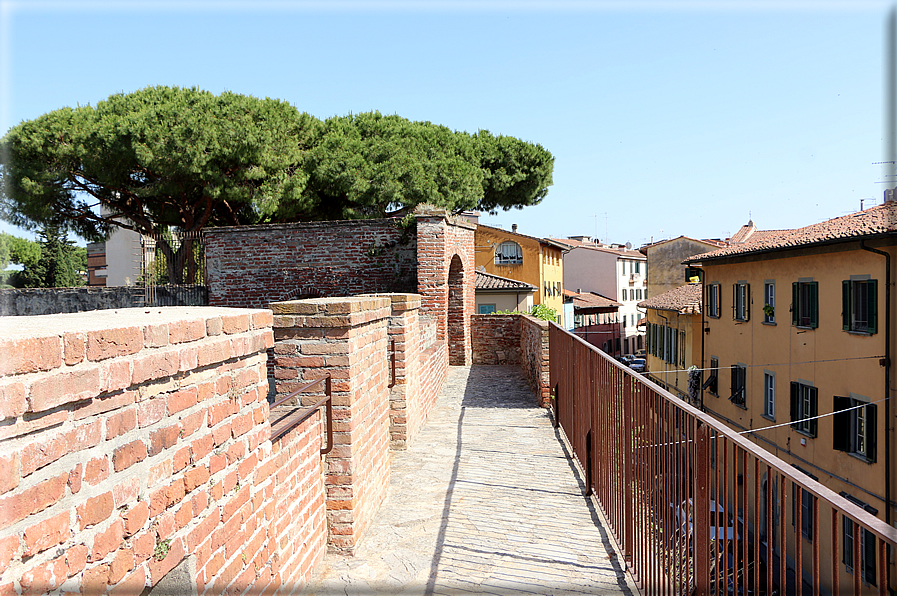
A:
[{"xmin": 301, "ymin": 366, "xmax": 637, "ymax": 596}]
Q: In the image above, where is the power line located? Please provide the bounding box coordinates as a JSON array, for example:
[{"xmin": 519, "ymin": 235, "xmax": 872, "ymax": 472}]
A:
[{"xmin": 644, "ymin": 354, "xmax": 884, "ymax": 375}]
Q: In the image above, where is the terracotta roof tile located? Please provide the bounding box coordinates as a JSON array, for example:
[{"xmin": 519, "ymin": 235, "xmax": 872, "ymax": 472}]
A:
[
  {"xmin": 637, "ymin": 283, "xmax": 702, "ymax": 314},
  {"xmin": 474, "ymin": 270, "xmax": 537, "ymax": 291},
  {"xmin": 684, "ymin": 203, "xmax": 897, "ymax": 263},
  {"xmin": 569, "ymin": 291, "xmax": 621, "ymax": 309}
]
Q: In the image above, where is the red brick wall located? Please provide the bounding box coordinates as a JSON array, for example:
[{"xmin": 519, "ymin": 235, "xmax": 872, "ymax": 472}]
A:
[
  {"xmin": 0, "ymin": 307, "xmax": 329, "ymax": 595},
  {"xmin": 270, "ymin": 297, "xmax": 391, "ymax": 555},
  {"xmin": 471, "ymin": 314, "xmax": 550, "ymax": 407},
  {"xmin": 415, "ymin": 212, "xmax": 475, "ymax": 365},
  {"xmin": 205, "ymin": 220, "xmax": 417, "ymax": 309}
]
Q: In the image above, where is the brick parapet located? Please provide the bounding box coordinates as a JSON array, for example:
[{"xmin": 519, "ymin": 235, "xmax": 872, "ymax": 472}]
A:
[
  {"xmin": 470, "ymin": 314, "xmax": 551, "ymax": 407},
  {"xmin": 269, "ymin": 296, "xmax": 391, "ymax": 555},
  {"xmin": 0, "ymin": 307, "xmax": 338, "ymax": 596}
]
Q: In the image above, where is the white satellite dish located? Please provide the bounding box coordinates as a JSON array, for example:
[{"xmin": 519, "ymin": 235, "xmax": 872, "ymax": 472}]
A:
[{"xmin": 625, "ymin": 242, "xmax": 632, "ymax": 250}]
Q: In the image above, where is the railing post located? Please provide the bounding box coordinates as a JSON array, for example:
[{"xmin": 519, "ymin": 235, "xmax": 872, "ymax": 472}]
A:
[
  {"xmin": 622, "ymin": 375, "xmax": 634, "ymax": 564},
  {"xmin": 693, "ymin": 421, "xmax": 711, "ymax": 596}
]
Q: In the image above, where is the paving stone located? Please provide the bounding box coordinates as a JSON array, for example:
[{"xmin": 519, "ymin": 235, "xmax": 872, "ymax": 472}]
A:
[{"xmin": 301, "ymin": 366, "xmax": 637, "ymax": 595}]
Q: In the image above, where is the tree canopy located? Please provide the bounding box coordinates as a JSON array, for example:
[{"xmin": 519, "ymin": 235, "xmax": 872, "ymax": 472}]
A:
[{"xmin": 0, "ymin": 86, "xmax": 554, "ymax": 281}]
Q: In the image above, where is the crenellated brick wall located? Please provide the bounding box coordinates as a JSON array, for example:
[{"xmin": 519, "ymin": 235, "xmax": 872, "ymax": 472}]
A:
[
  {"xmin": 0, "ymin": 307, "xmax": 329, "ymax": 595},
  {"xmin": 471, "ymin": 314, "xmax": 550, "ymax": 407}
]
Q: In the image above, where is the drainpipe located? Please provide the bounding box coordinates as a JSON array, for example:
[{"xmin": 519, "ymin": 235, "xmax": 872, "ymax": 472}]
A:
[{"xmin": 860, "ymin": 240, "xmax": 891, "ymax": 531}]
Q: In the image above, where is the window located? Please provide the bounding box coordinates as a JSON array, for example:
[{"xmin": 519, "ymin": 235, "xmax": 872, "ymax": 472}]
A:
[
  {"xmin": 763, "ymin": 372, "xmax": 775, "ymax": 419},
  {"xmin": 622, "ymin": 289, "xmax": 627, "ymax": 302},
  {"xmin": 685, "ymin": 267, "xmax": 702, "ymax": 283},
  {"xmin": 733, "ymin": 283, "xmax": 750, "ymax": 321},
  {"xmin": 729, "ymin": 364, "xmax": 746, "ymax": 407},
  {"xmin": 842, "ymin": 496, "xmax": 878, "ymax": 585},
  {"xmin": 478, "ymin": 304, "xmax": 496, "ymax": 314},
  {"xmin": 495, "ymin": 241, "xmax": 523, "ymax": 265},
  {"xmin": 630, "ymin": 289, "xmax": 635, "ymax": 300},
  {"xmin": 702, "ymin": 357, "xmax": 719, "ymax": 395},
  {"xmin": 791, "ymin": 481, "xmax": 816, "ymax": 541},
  {"xmin": 764, "ymin": 282, "xmax": 776, "ymax": 324},
  {"xmin": 707, "ymin": 283, "xmax": 720, "ymax": 318},
  {"xmin": 790, "ymin": 382, "xmax": 818, "ymax": 437},
  {"xmin": 842, "ymin": 279, "xmax": 878, "ymax": 334},
  {"xmin": 833, "ymin": 397, "xmax": 876, "ymax": 462},
  {"xmin": 635, "ymin": 262, "xmax": 640, "ymax": 274},
  {"xmin": 792, "ymin": 281, "xmax": 818, "ymax": 328},
  {"xmin": 636, "ymin": 289, "xmax": 642, "ymax": 300}
]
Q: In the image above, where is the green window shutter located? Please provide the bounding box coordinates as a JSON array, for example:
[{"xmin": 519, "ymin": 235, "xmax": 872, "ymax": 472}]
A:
[
  {"xmin": 809, "ymin": 386, "xmax": 818, "ymax": 437},
  {"xmin": 732, "ymin": 284, "xmax": 737, "ymax": 319},
  {"xmin": 809, "ymin": 282, "xmax": 819, "ymax": 329},
  {"xmin": 792, "ymin": 282, "xmax": 799, "ymax": 326},
  {"xmin": 842, "ymin": 280, "xmax": 850, "ymax": 330},
  {"xmin": 868, "ymin": 279, "xmax": 878, "ymax": 334},
  {"xmin": 790, "ymin": 382, "xmax": 799, "ymax": 428},
  {"xmin": 832, "ymin": 396, "xmax": 851, "ymax": 452},
  {"xmin": 866, "ymin": 403, "xmax": 877, "ymax": 463},
  {"xmin": 744, "ymin": 284, "xmax": 750, "ymax": 321}
]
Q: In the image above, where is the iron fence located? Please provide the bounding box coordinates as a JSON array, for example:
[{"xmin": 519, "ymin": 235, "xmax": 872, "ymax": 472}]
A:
[
  {"xmin": 141, "ymin": 229, "xmax": 208, "ymax": 307},
  {"xmin": 549, "ymin": 322, "xmax": 896, "ymax": 595}
]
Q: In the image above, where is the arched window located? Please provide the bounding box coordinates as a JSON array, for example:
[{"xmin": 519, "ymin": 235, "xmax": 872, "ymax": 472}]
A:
[{"xmin": 495, "ymin": 241, "xmax": 523, "ymax": 265}]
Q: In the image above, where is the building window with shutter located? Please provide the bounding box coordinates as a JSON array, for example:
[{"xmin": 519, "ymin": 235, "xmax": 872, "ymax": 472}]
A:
[
  {"xmin": 707, "ymin": 283, "xmax": 720, "ymax": 318},
  {"xmin": 842, "ymin": 279, "xmax": 877, "ymax": 334},
  {"xmin": 833, "ymin": 396, "xmax": 876, "ymax": 462},
  {"xmin": 733, "ymin": 282, "xmax": 750, "ymax": 321},
  {"xmin": 842, "ymin": 495, "xmax": 878, "ymax": 585},
  {"xmin": 791, "ymin": 481, "xmax": 816, "ymax": 542},
  {"xmin": 790, "ymin": 381, "xmax": 818, "ymax": 437},
  {"xmin": 729, "ymin": 364, "xmax": 746, "ymax": 407},
  {"xmin": 792, "ymin": 280, "xmax": 818, "ymax": 328},
  {"xmin": 495, "ymin": 241, "xmax": 523, "ymax": 265},
  {"xmin": 764, "ymin": 282, "xmax": 776, "ymax": 324},
  {"xmin": 763, "ymin": 371, "xmax": 775, "ymax": 420},
  {"xmin": 702, "ymin": 357, "xmax": 719, "ymax": 395}
]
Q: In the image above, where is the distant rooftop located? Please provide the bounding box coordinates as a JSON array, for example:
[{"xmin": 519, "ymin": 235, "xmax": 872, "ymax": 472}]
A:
[
  {"xmin": 638, "ymin": 283, "xmax": 702, "ymax": 314},
  {"xmin": 474, "ymin": 270, "xmax": 537, "ymax": 292},
  {"xmin": 685, "ymin": 202, "xmax": 897, "ymax": 263}
]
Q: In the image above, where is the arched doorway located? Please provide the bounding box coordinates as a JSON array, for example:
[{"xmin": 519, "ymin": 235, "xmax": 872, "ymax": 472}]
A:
[{"xmin": 447, "ymin": 254, "xmax": 467, "ymax": 365}]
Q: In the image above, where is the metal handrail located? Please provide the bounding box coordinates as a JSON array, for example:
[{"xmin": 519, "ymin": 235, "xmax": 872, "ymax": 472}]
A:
[{"xmin": 269, "ymin": 374, "xmax": 333, "ymax": 454}]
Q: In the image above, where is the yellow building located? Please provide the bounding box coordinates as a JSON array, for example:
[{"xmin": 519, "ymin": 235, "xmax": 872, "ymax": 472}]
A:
[
  {"xmin": 639, "ymin": 282, "xmax": 702, "ymax": 406},
  {"xmin": 685, "ymin": 203, "xmax": 896, "ymax": 593},
  {"xmin": 475, "ymin": 224, "xmax": 567, "ymax": 323}
]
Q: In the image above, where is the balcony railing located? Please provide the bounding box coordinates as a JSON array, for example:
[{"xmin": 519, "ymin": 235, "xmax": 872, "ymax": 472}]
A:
[{"xmin": 549, "ymin": 323, "xmax": 896, "ymax": 595}]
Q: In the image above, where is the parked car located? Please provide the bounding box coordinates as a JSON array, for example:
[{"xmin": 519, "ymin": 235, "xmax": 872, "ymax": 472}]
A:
[
  {"xmin": 628, "ymin": 358, "xmax": 646, "ymax": 373},
  {"xmin": 634, "ymin": 349, "xmax": 646, "ymax": 358},
  {"xmin": 617, "ymin": 355, "xmax": 633, "ymax": 366}
]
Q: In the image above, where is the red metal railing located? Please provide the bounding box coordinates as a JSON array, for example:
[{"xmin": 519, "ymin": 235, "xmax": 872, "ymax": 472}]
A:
[
  {"xmin": 549, "ymin": 323, "xmax": 896, "ymax": 595},
  {"xmin": 268, "ymin": 374, "xmax": 333, "ymax": 453}
]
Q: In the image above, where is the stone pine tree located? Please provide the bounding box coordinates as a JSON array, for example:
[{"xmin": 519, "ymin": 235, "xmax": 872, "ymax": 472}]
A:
[
  {"xmin": 0, "ymin": 86, "xmax": 320, "ymax": 284},
  {"xmin": 1, "ymin": 88, "xmax": 554, "ymax": 283}
]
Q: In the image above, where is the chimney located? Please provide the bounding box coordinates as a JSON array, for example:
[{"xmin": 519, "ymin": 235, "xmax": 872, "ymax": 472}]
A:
[{"xmin": 511, "ymin": 224, "xmax": 518, "ymax": 233}]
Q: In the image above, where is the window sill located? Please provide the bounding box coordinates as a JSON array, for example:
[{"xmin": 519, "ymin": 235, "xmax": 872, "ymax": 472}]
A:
[
  {"xmin": 845, "ymin": 330, "xmax": 875, "ymax": 336},
  {"xmin": 793, "ymin": 429, "xmax": 816, "ymax": 439},
  {"xmin": 761, "ymin": 414, "xmax": 775, "ymax": 422},
  {"xmin": 794, "ymin": 325, "xmax": 817, "ymax": 330},
  {"xmin": 846, "ymin": 451, "xmax": 875, "ymax": 465},
  {"xmin": 762, "ymin": 321, "xmax": 776, "ymax": 326},
  {"xmin": 731, "ymin": 403, "xmax": 747, "ymax": 410}
]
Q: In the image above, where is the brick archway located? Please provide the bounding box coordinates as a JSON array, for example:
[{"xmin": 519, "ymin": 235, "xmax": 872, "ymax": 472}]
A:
[{"xmin": 448, "ymin": 254, "xmax": 467, "ymax": 365}]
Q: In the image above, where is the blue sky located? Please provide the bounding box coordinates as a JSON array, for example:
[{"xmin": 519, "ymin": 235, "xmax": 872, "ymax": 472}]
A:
[{"xmin": 0, "ymin": 0, "xmax": 892, "ymax": 247}]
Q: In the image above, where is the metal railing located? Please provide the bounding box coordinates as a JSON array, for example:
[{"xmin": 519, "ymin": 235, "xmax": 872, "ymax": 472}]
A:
[
  {"xmin": 268, "ymin": 374, "xmax": 333, "ymax": 453},
  {"xmin": 549, "ymin": 323, "xmax": 896, "ymax": 595}
]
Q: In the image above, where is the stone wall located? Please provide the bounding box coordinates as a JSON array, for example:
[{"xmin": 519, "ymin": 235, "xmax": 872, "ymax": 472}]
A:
[
  {"xmin": 0, "ymin": 307, "xmax": 328, "ymax": 595},
  {"xmin": 471, "ymin": 314, "xmax": 550, "ymax": 407},
  {"xmin": 204, "ymin": 220, "xmax": 417, "ymax": 310},
  {"xmin": 0, "ymin": 286, "xmax": 208, "ymax": 316}
]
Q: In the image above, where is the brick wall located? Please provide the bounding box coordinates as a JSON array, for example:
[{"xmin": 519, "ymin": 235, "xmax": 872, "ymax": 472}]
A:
[
  {"xmin": 269, "ymin": 297, "xmax": 391, "ymax": 555},
  {"xmin": 471, "ymin": 314, "xmax": 550, "ymax": 407},
  {"xmin": 415, "ymin": 211, "xmax": 475, "ymax": 365},
  {"xmin": 204, "ymin": 220, "xmax": 417, "ymax": 310},
  {"xmin": 0, "ymin": 307, "xmax": 329, "ymax": 595}
]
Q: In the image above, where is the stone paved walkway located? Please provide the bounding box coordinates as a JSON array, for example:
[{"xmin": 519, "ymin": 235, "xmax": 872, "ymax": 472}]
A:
[{"xmin": 301, "ymin": 366, "xmax": 638, "ymax": 595}]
